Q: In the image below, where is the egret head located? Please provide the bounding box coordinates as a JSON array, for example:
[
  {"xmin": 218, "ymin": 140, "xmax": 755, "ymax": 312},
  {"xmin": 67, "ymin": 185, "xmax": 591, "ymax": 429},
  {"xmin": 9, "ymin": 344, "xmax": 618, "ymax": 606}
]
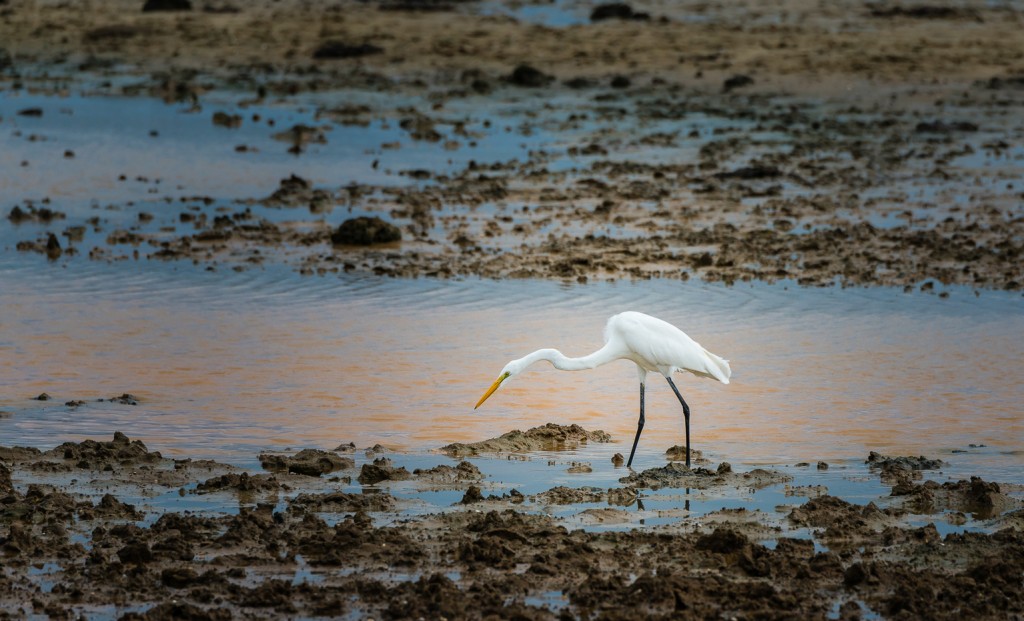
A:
[{"xmin": 474, "ymin": 359, "xmax": 526, "ymax": 409}]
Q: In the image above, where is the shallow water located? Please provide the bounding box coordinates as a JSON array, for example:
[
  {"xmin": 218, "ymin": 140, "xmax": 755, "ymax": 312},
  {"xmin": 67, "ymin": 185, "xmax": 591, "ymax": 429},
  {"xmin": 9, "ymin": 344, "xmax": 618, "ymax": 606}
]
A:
[
  {"xmin": 2, "ymin": 254, "xmax": 1022, "ymax": 475},
  {"xmin": 2, "ymin": 88, "xmax": 1022, "ymax": 477}
]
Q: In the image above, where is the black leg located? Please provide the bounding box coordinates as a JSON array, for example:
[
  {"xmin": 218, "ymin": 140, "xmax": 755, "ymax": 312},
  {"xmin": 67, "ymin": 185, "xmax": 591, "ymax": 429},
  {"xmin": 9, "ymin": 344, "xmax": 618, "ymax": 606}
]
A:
[
  {"xmin": 626, "ymin": 382, "xmax": 645, "ymax": 468},
  {"xmin": 665, "ymin": 377, "xmax": 691, "ymax": 468}
]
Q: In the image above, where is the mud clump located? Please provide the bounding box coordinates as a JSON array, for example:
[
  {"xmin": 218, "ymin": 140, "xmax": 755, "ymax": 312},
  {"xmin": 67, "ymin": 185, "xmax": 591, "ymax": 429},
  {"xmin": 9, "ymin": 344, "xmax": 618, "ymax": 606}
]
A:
[
  {"xmin": 258, "ymin": 449, "xmax": 353, "ymax": 477},
  {"xmin": 440, "ymin": 423, "xmax": 612, "ymax": 457},
  {"xmin": 358, "ymin": 457, "xmax": 412, "ymax": 484},
  {"xmin": 665, "ymin": 445, "xmax": 706, "ymax": 463},
  {"xmin": 891, "ymin": 476, "xmax": 1022, "ymax": 519},
  {"xmin": 195, "ymin": 472, "xmax": 281, "ymax": 494},
  {"xmin": 331, "ymin": 217, "xmax": 401, "ymax": 245},
  {"xmin": 100, "ymin": 392, "xmax": 141, "ymax": 405},
  {"xmin": 867, "ymin": 451, "xmax": 945, "ymax": 485},
  {"xmin": 507, "ymin": 64, "xmax": 554, "ymax": 88},
  {"xmin": 533, "ymin": 486, "xmax": 605, "ymax": 505},
  {"xmin": 8, "ymin": 205, "xmax": 65, "ymax": 223},
  {"xmin": 621, "ymin": 462, "xmax": 791, "ymax": 491},
  {"xmin": 789, "ymin": 495, "xmax": 901, "ymax": 540},
  {"xmin": 590, "ymin": 3, "xmax": 650, "ymax": 22},
  {"xmin": 80, "ymin": 493, "xmax": 145, "ymax": 520},
  {"xmin": 0, "ymin": 463, "xmax": 13, "ymax": 495},
  {"xmin": 412, "ymin": 460, "xmax": 483, "ymax": 483},
  {"xmin": 2, "ymin": 433, "xmax": 1024, "ymax": 619},
  {"xmin": 46, "ymin": 431, "xmax": 161, "ymax": 469},
  {"xmin": 290, "ymin": 490, "xmax": 395, "ymax": 512}
]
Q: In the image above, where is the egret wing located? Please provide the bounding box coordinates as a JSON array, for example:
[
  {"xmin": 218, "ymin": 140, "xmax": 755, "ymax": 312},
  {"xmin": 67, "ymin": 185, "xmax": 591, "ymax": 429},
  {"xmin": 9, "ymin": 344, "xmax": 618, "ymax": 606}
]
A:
[{"xmin": 608, "ymin": 312, "xmax": 731, "ymax": 383}]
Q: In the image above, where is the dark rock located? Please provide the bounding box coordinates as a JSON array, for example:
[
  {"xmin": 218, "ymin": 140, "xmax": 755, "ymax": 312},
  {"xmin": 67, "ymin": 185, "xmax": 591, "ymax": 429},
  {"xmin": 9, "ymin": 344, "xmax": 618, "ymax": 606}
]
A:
[
  {"xmin": 507, "ymin": 64, "xmax": 554, "ymax": 88},
  {"xmin": 34, "ymin": 393, "xmax": 52, "ymax": 401},
  {"xmin": 312, "ymin": 41, "xmax": 383, "ymax": 60},
  {"xmin": 610, "ymin": 75, "xmax": 631, "ymax": 89},
  {"xmin": 331, "ymin": 216, "xmax": 401, "ymax": 245},
  {"xmin": 590, "ymin": 3, "xmax": 649, "ymax": 21},
  {"xmin": 142, "ymin": 0, "xmax": 192, "ymax": 11},
  {"xmin": 723, "ymin": 74, "xmax": 754, "ymax": 92},
  {"xmin": 16, "ymin": 107, "xmax": 43, "ymax": 117}
]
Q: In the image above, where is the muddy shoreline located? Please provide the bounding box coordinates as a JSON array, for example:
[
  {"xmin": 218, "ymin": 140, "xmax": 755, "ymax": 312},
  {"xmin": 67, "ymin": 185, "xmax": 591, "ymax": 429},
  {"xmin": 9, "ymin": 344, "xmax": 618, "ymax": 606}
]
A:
[
  {"xmin": 2, "ymin": 0, "xmax": 1022, "ymax": 290},
  {"xmin": 2, "ymin": 429, "xmax": 1023, "ymax": 619},
  {"xmin": 3, "ymin": 1, "xmax": 1024, "ymax": 618}
]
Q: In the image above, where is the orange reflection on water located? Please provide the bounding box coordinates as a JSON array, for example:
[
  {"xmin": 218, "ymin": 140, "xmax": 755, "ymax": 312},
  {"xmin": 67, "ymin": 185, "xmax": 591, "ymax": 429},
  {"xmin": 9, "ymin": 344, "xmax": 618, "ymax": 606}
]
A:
[{"xmin": 1, "ymin": 269, "xmax": 1022, "ymax": 465}]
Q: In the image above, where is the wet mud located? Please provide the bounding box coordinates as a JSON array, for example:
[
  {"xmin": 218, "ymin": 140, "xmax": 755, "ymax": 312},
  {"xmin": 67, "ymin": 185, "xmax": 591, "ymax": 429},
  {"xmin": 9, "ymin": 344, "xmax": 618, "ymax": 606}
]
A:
[
  {"xmin": 3, "ymin": 429, "xmax": 1024, "ymax": 619},
  {"xmin": 440, "ymin": 423, "xmax": 612, "ymax": 457},
  {"xmin": 2, "ymin": 0, "xmax": 1022, "ymax": 291}
]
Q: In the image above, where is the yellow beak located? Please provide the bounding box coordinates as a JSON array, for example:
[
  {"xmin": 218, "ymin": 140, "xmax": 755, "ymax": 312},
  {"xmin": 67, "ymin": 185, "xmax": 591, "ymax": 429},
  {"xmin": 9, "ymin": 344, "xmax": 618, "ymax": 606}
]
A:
[{"xmin": 474, "ymin": 372, "xmax": 509, "ymax": 409}]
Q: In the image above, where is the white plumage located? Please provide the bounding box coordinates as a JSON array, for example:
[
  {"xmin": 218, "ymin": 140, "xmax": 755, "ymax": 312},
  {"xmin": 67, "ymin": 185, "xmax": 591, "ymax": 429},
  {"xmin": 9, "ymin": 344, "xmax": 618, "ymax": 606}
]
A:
[
  {"xmin": 605, "ymin": 311, "xmax": 731, "ymax": 384},
  {"xmin": 474, "ymin": 311, "xmax": 731, "ymax": 468}
]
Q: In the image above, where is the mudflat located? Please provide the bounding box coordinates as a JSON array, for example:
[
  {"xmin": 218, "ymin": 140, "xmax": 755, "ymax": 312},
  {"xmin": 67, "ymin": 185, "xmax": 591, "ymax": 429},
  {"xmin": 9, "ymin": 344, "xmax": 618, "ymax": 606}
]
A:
[
  {"xmin": 3, "ymin": 0, "xmax": 1024, "ymax": 618},
  {"xmin": 3, "ymin": 0, "xmax": 1022, "ymax": 288},
  {"xmin": 2, "ymin": 429, "xmax": 1023, "ymax": 619}
]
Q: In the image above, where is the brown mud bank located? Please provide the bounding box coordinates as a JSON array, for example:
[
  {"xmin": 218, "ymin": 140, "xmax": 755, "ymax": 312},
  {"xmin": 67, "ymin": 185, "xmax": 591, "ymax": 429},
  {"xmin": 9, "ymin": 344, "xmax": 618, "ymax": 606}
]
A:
[
  {"xmin": 2, "ymin": 0, "xmax": 1023, "ymax": 290},
  {"xmin": 2, "ymin": 428, "xmax": 1023, "ymax": 619}
]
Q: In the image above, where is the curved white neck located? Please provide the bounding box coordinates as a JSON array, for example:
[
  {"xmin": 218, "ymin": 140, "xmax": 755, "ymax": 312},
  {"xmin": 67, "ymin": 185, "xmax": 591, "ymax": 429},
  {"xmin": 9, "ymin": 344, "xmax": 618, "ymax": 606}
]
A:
[{"xmin": 518, "ymin": 344, "xmax": 618, "ymax": 372}]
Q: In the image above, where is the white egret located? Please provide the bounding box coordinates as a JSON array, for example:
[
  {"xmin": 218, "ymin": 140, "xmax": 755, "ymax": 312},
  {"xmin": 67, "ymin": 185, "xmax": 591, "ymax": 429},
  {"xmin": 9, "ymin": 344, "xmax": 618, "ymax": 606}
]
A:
[{"xmin": 474, "ymin": 311, "xmax": 731, "ymax": 468}]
